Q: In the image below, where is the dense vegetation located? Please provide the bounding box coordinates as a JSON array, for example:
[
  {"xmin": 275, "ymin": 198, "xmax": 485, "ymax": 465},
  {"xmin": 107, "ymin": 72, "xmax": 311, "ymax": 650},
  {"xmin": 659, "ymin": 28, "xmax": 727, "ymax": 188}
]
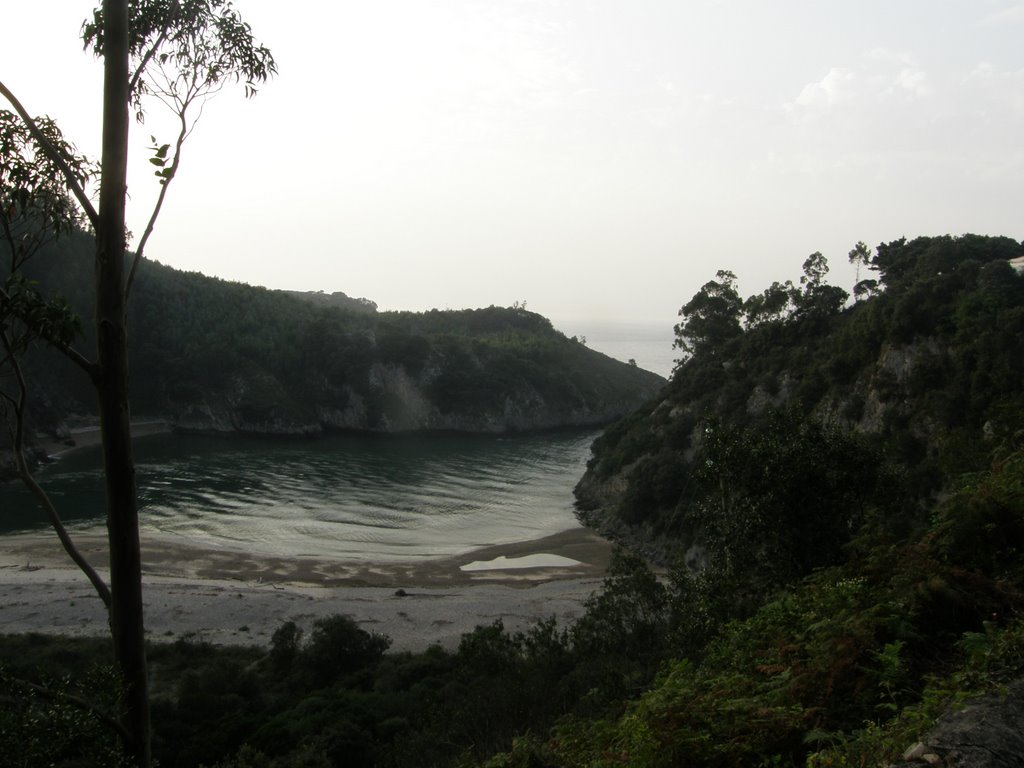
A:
[
  {"xmin": 9, "ymin": 230, "xmax": 663, "ymax": 444},
  {"xmin": 578, "ymin": 235, "xmax": 1024, "ymax": 565},
  {"xmin": 0, "ymin": 557, "xmax": 690, "ymax": 768},
  {"xmin": 2, "ymin": 445, "xmax": 1022, "ymax": 767},
  {"xmin": 491, "ymin": 445, "xmax": 1024, "ymax": 767},
  {"xmin": 2, "ymin": 233, "xmax": 1022, "ymax": 766}
]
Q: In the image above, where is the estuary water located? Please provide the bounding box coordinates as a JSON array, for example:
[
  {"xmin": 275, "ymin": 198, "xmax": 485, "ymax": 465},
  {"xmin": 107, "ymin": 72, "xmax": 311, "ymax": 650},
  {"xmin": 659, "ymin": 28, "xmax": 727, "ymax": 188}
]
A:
[{"xmin": 1, "ymin": 430, "xmax": 600, "ymax": 562}]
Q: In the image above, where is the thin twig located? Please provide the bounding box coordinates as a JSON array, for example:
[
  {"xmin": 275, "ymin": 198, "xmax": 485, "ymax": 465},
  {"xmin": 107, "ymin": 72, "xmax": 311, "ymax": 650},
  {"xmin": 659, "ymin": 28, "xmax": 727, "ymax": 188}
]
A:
[
  {"xmin": 128, "ymin": 20, "xmax": 174, "ymax": 100},
  {"xmin": 125, "ymin": 66, "xmax": 216, "ymax": 296},
  {"xmin": 125, "ymin": 107, "xmax": 187, "ymax": 297}
]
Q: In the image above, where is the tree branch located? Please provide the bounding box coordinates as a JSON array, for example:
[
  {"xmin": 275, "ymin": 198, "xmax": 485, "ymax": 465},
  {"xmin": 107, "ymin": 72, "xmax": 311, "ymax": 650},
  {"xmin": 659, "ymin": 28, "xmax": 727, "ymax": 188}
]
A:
[
  {"xmin": 0, "ymin": 81, "xmax": 99, "ymax": 230},
  {"xmin": 129, "ymin": 25, "xmax": 172, "ymax": 101},
  {"xmin": 0, "ymin": 205, "xmax": 19, "ymax": 274},
  {"xmin": 1, "ymin": 673, "xmax": 132, "ymax": 747},
  {"xmin": 125, "ymin": 108, "xmax": 187, "ymax": 297},
  {"xmin": 0, "ymin": 284, "xmax": 98, "ymax": 380},
  {"xmin": 0, "ymin": 335, "xmax": 112, "ymax": 610},
  {"xmin": 58, "ymin": 341, "xmax": 100, "ymax": 381}
]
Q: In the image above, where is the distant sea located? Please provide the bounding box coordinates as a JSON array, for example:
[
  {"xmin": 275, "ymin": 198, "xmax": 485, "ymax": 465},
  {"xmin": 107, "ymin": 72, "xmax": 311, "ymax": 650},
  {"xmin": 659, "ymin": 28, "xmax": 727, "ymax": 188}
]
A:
[{"xmin": 555, "ymin": 319, "xmax": 677, "ymax": 379}]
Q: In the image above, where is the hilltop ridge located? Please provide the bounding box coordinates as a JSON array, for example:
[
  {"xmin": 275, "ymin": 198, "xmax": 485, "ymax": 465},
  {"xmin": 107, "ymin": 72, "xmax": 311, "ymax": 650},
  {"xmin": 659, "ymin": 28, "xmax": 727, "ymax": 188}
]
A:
[{"xmin": 4, "ymin": 231, "xmax": 663, "ymax": 464}]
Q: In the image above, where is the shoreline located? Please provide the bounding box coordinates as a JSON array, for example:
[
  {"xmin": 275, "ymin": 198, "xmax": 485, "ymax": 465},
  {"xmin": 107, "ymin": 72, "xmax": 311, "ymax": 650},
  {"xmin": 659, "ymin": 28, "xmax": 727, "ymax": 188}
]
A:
[
  {"xmin": 41, "ymin": 419, "xmax": 171, "ymax": 459},
  {"xmin": 7, "ymin": 425, "xmax": 616, "ymax": 650},
  {"xmin": 0, "ymin": 526, "xmax": 615, "ymax": 651},
  {"xmin": 1, "ymin": 525, "xmax": 614, "ymax": 588}
]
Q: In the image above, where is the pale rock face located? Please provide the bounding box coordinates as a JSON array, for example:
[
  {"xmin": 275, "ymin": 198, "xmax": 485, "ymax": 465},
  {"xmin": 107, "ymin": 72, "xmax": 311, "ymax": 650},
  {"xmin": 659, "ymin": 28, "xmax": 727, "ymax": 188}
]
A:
[
  {"xmin": 8, "ymin": 318, "xmax": 664, "ymax": 479},
  {"xmin": 159, "ymin": 355, "xmax": 658, "ymax": 438},
  {"xmin": 892, "ymin": 679, "xmax": 1024, "ymax": 768},
  {"xmin": 745, "ymin": 384, "xmax": 783, "ymax": 416},
  {"xmin": 316, "ymin": 388, "xmax": 368, "ymax": 431},
  {"xmin": 368, "ymin": 362, "xmax": 434, "ymax": 431}
]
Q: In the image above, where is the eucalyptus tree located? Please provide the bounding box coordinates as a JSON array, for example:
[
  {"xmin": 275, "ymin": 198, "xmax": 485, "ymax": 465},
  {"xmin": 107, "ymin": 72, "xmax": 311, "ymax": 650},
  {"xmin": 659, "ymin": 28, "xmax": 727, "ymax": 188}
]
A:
[
  {"xmin": 849, "ymin": 241, "xmax": 881, "ymax": 301},
  {"xmin": 0, "ymin": 109, "xmax": 110, "ymax": 602},
  {"xmin": 790, "ymin": 251, "xmax": 848, "ymax": 326},
  {"xmin": 0, "ymin": 2, "xmax": 274, "ymax": 764},
  {"xmin": 742, "ymin": 279, "xmax": 794, "ymax": 328},
  {"xmin": 673, "ymin": 269, "xmax": 743, "ymax": 361}
]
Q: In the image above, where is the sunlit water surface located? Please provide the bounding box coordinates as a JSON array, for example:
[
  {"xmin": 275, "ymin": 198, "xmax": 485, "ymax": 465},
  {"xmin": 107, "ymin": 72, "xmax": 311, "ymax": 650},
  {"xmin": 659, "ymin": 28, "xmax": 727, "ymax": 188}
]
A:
[{"xmin": 1, "ymin": 430, "xmax": 599, "ymax": 562}]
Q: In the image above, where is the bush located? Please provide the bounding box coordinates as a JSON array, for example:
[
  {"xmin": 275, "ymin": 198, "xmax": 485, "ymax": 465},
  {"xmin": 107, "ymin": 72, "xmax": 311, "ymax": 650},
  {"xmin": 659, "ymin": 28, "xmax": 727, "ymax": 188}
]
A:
[{"xmin": 296, "ymin": 615, "xmax": 391, "ymax": 689}]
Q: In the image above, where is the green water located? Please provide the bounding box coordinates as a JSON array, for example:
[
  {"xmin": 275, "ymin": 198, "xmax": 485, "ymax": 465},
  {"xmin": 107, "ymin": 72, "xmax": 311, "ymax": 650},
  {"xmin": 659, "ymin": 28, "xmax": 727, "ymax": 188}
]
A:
[{"xmin": 1, "ymin": 430, "xmax": 599, "ymax": 562}]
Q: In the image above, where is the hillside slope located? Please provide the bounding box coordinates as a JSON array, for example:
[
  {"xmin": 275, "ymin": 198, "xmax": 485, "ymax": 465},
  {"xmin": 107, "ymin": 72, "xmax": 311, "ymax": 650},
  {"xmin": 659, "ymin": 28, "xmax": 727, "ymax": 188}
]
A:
[
  {"xmin": 577, "ymin": 234, "xmax": 1024, "ymax": 564},
  {"xmin": 8, "ymin": 232, "xmax": 663, "ymax": 446}
]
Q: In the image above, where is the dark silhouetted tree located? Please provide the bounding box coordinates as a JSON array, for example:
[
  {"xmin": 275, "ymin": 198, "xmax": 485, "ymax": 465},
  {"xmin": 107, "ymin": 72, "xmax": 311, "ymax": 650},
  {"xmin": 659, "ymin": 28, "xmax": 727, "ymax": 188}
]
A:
[
  {"xmin": 1, "ymin": 2, "xmax": 274, "ymax": 763},
  {"xmin": 674, "ymin": 269, "xmax": 743, "ymax": 361},
  {"xmin": 743, "ymin": 279, "xmax": 794, "ymax": 327},
  {"xmin": 791, "ymin": 251, "xmax": 848, "ymax": 325}
]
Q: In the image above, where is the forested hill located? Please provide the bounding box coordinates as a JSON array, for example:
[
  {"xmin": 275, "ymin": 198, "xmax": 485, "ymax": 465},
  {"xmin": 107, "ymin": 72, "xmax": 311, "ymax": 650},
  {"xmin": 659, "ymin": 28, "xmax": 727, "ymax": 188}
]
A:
[
  {"xmin": 282, "ymin": 289, "xmax": 378, "ymax": 314},
  {"xmin": 6, "ymin": 234, "xmax": 1024, "ymax": 767},
  {"xmin": 577, "ymin": 234, "xmax": 1024, "ymax": 568},
  {"xmin": 15, "ymin": 231, "xmax": 664, "ymax": 440}
]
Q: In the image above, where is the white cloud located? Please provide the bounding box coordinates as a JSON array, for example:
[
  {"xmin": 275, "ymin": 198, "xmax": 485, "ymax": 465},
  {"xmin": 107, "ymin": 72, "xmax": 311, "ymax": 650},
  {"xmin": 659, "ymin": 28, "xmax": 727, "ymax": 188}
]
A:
[
  {"xmin": 793, "ymin": 67, "xmax": 855, "ymax": 108},
  {"xmin": 889, "ymin": 67, "xmax": 931, "ymax": 97},
  {"xmin": 789, "ymin": 49, "xmax": 933, "ymax": 115},
  {"xmin": 979, "ymin": 5, "xmax": 1024, "ymax": 26},
  {"xmin": 969, "ymin": 60, "xmax": 1024, "ymax": 81},
  {"xmin": 864, "ymin": 48, "xmax": 931, "ymax": 97},
  {"xmin": 965, "ymin": 61, "xmax": 1024, "ymax": 117},
  {"xmin": 972, "ymin": 61, "xmax": 999, "ymax": 78}
]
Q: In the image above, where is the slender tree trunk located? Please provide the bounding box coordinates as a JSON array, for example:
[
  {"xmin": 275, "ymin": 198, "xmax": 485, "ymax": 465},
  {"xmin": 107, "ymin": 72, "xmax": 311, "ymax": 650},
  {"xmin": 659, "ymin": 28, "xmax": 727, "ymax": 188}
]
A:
[{"xmin": 95, "ymin": 0, "xmax": 151, "ymax": 764}]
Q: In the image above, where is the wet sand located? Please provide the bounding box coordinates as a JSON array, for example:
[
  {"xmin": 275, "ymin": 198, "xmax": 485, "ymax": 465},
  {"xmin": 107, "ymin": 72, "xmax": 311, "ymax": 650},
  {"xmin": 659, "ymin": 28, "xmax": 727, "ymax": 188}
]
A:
[
  {"xmin": 5, "ymin": 424, "xmax": 615, "ymax": 650},
  {"xmin": 0, "ymin": 527, "xmax": 614, "ymax": 651}
]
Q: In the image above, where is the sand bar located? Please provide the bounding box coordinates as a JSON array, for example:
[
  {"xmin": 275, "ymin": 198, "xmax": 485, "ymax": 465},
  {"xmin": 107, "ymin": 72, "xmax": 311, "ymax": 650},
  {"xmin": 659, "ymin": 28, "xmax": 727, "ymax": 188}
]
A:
[
  {"xmin": 0, "ymin": 526, "xmax": 614, "ymax": 652},
  {"xmin": 7, "ymin": 423, "xmax": 614, "ymax": 650}
]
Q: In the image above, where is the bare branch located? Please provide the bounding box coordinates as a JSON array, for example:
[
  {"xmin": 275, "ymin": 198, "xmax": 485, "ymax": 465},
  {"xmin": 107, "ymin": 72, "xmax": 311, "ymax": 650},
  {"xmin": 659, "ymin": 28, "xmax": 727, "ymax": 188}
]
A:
[
  {"xmin": 0, "ymin": 334, "xmax": 111, "ymax": 609},
  {"xmin": 0, "ymin": 81, "xmax": 99, "ymax": 230}
]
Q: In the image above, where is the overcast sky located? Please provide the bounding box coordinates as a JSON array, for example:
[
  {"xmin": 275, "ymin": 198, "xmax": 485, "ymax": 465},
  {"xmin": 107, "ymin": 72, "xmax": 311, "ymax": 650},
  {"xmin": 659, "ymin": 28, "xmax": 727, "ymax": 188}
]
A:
[{"xmin": 2, "ymin": 1, "xmax": 1022, "ymax": 333}]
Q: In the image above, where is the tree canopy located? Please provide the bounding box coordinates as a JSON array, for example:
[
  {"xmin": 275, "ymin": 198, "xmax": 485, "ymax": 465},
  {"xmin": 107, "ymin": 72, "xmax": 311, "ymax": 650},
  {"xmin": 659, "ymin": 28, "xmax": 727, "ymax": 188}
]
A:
[
  {"xmin": 673, "ymin": 268, "xmax": 743, "ymax": 360},
  {"xmin": 582, "ymin": 234, "xmax": 1024, "ymax": 563},
  {"xmin": 1, "ymin": 2, "xmax": 275, "ymax": 763}
]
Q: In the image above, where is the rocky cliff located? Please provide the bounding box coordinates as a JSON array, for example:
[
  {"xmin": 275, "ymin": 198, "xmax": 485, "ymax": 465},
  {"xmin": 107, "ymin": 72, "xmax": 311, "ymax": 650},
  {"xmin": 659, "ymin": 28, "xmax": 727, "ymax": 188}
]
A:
[
  {"xmin": 2, "ymin": 236, "xmax": 665, "ymax": 476},
  {"xmin": 165, "ymin": 350, "xmax": 662, "ymax": 437},
  {"xmin": 893, "ymin": 680, "xmax": 1024, "ymax": 768}
]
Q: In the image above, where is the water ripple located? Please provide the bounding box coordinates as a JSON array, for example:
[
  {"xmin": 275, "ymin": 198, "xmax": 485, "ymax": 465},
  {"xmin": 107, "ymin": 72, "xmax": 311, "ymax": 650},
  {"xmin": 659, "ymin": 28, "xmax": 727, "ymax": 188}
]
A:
[{"xmin": 2, "ymin": 430, "xmax": 599, "ymax": 561}]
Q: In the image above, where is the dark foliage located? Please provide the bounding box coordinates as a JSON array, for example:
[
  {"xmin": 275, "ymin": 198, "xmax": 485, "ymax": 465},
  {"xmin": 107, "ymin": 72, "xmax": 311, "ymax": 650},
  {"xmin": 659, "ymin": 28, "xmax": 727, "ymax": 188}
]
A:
[
  {"xmin": 8, "ymin": 230, "xmax": 663, "ymax": 442},
  {"xmin": 6, "ymin": 439, "xmax": 1024, "ymax": 768},
  {"xmin": 4, "ymin": 234, "xmax": 1023, "ymax": 768},
  {"xmin": 582, "ymin": 234, "xmax": 1024, "ymax": 561}
]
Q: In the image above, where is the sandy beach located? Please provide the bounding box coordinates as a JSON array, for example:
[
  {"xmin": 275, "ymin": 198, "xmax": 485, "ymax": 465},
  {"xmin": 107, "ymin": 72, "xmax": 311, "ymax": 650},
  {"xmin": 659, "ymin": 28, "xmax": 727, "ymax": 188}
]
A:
[
  {"xmin": 2, "ymin": 516, "xmax": 614, "ymax": 654},
  {"xmin": 4, "ymin": 423, "xmax": 615, "ymax": 651}
]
